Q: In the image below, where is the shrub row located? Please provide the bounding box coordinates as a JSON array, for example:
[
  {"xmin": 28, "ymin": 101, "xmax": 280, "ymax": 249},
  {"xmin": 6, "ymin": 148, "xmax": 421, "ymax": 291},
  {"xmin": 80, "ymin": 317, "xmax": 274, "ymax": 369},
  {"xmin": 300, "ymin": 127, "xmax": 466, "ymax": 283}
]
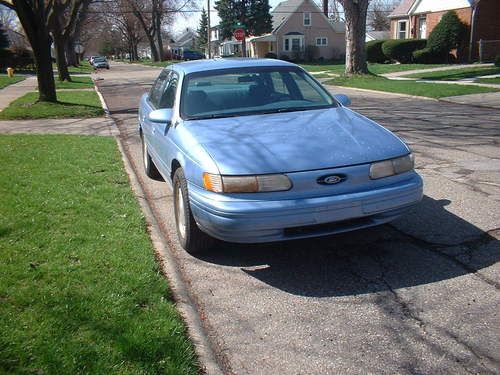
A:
[
  {"xmin": 366, "ymin": 39, "xmax": 426, "ymax": 64},
  {"xmin": 0, "ymin": 49, "xmax": 35, "ymax": 71},
  {"xmin": 367, "ymin": 11, "xmax": 468, "ymax": 64}
]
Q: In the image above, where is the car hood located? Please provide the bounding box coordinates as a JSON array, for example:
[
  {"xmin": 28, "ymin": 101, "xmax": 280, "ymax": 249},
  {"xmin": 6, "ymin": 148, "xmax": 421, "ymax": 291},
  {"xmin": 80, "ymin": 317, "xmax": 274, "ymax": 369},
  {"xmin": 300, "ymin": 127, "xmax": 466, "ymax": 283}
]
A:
[{"xmin": 184, "ymin": 107, "xmax": 409, "ymax": 175}]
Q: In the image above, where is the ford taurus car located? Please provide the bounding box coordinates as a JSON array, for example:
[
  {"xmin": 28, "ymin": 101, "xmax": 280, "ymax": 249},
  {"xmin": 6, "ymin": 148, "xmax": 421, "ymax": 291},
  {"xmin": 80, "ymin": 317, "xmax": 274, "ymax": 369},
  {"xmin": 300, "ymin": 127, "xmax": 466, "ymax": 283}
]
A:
[{"xmin": 138, "ymin": 59, "xmax": 423, "ymax": 253}]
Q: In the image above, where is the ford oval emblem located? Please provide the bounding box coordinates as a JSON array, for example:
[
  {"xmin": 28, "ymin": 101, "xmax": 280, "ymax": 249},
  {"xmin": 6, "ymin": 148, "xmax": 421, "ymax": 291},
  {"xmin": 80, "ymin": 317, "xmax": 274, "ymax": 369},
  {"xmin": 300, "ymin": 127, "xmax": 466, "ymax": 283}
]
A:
[{"xmin": 317, "ymin": 174, "xmax": 346, "ymax": 185}]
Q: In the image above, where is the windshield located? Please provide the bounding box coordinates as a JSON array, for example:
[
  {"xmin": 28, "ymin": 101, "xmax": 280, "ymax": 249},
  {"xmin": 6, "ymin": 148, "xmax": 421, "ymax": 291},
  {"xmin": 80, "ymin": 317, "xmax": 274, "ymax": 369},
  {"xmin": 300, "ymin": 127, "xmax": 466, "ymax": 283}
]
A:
[{"xmin": 180, "ymin": 66, "xmax": 336, "ymax": 120}]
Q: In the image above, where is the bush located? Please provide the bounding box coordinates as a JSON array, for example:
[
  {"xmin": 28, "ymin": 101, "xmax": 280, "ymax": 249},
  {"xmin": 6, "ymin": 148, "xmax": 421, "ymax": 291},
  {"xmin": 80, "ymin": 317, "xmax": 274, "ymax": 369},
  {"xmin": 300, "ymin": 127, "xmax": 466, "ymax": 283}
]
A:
[
  {"xmin": 382, "ymin": 39, "xmax": 427, "ymax": 63},
  {"xmin": 412, "ymin": 47, "xmax": 449, "ymax": 63},
  {"xmin": 279, "ymin": 54, "xmax": 291, "ymax": 61},
  {"xmin": 366, "ymin": 40, "xmax": 387, "ymax": 63},
  {"xmin": 427, "ymin": 10, "xmax": 467, "ymax": 54},
  {"xmin": 495, "ymin": 55, "xmax": 500, "ymax": 67},
  {"xmin": 0, "ymin": 48, "xmax": 34, "ymax": 71},
  {"xmin": 304, "ymin": 45, "xmax": 319, "ymax": 62},
  {"xmin": 265, "ymin": 52, "xmax": 277, "ymax": 59}
]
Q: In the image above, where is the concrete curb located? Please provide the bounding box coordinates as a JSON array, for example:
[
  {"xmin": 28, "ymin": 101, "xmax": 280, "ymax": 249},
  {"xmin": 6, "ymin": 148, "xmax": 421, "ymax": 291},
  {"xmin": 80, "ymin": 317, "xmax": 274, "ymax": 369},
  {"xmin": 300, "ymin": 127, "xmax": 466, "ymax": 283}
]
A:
[
  {"xmin": 93, "ymin": 83, "xmax": 225, "ymax": 375},
  {"xmin": 92, "ymin": 78, "xmax": 110, "ymax": 116},
  {"xmin": 114, "ymin": 136, "xmax": 225, "ymax": 375}
]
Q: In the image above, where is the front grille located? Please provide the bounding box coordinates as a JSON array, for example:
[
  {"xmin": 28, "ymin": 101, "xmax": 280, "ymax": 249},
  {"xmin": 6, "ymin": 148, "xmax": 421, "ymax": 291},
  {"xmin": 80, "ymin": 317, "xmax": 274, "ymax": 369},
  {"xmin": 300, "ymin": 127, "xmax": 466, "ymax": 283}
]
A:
[{"xmin": 284, "ymin": 216, "xmax": 373, "ymax": 237}]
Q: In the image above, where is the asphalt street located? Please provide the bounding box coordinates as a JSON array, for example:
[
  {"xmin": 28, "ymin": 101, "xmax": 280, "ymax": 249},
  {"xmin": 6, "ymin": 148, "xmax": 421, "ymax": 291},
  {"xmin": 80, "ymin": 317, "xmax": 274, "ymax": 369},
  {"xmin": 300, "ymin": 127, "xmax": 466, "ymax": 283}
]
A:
[{"xmin": 95, "ymin": 62, "xmax": 499, "ymax": 375}]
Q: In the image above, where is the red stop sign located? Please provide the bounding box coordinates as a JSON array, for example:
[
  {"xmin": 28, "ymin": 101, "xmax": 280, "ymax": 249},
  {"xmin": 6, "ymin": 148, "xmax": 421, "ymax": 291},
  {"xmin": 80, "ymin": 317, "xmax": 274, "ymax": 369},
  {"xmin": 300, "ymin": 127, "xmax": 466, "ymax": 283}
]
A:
[{"xmin": 233, "ymin": 28, "xmax": 245, "ymax": 41}]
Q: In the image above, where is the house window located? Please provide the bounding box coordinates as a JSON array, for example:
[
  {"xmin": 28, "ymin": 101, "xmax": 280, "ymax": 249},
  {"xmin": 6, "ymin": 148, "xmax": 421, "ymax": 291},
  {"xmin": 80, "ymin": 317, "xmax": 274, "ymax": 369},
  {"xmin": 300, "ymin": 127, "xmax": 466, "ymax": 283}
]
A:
[
  {"xmin": 316, "ymin": 37, "xmax": 328, "ymax": 46},
  {"xmin": 303, "ymin": 12, "xmax": 311, "ymax": 26},
  {"xmin": 397, "ymin": 20, "xmax": 407, "ymax": 39},
  {"xmin": 418, "ymin": 17, "xmax": 427, "ymax": 39},
  {"xmin": 283, "ymin": 35, "xmax": 304, "ymax": 52}
]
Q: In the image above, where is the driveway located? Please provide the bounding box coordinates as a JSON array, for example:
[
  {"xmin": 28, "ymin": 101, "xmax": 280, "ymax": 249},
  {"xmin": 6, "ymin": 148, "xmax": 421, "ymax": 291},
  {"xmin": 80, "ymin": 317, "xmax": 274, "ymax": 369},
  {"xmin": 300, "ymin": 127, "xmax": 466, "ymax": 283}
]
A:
[{"xmin": 96, "ymin": 62, "xmax": 500, "ymax": 375}]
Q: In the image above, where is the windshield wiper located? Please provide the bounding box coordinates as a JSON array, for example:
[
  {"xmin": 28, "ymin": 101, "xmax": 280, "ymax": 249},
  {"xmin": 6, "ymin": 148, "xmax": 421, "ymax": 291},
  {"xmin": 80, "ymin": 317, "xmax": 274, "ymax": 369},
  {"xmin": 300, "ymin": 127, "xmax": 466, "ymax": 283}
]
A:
[{"xmin": 188, "ymin": 113, "xmax": 240, "ymax": 120}]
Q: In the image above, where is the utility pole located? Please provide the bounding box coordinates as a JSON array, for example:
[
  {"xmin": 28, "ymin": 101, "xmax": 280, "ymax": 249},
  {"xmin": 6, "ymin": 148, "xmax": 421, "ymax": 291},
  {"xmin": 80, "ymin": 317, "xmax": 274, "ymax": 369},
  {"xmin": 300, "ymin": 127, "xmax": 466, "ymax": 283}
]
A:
[{"xmin": 207, "ymin": 0, "xmax": 212, "ymax": 58}]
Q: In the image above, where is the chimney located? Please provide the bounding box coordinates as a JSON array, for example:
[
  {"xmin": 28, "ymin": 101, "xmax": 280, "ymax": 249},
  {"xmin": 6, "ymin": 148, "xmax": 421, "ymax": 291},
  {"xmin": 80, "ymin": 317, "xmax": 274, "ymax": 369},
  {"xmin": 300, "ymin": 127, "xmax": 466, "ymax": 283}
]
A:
[{"xmin": 323, "ymin": 0, "xmax": 328, "ymax": 16}]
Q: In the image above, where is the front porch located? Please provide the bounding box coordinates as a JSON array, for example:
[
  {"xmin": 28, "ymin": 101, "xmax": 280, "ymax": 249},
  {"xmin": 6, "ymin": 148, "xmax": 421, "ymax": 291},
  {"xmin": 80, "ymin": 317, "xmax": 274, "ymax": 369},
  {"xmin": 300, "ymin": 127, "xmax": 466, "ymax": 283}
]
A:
[{"xmin": 247, "ymin": 34, "xmax": 277, "ymax": 58}]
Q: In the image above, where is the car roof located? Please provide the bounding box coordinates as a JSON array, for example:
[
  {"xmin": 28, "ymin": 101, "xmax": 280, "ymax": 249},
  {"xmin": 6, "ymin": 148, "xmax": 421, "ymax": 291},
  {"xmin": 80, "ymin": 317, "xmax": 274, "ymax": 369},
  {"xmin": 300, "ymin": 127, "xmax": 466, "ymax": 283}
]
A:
[{"xmin": 168, "ymin": 58, "xmax": 297, "ymax": 75}]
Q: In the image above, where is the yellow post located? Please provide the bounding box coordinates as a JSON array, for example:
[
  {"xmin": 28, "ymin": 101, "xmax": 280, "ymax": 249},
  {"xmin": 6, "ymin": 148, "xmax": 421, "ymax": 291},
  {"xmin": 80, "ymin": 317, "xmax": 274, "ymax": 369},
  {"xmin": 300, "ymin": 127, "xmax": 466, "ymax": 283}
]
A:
[{"xmin": 6, "ymin": 67, "xmax": 14, "ymax": 78}]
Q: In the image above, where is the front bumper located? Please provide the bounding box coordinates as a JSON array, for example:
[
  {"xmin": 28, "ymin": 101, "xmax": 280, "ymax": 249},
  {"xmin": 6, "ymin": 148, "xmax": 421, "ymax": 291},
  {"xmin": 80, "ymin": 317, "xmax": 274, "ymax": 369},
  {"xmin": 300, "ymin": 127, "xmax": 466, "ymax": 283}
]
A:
[{"xmin": 188, "ymin": 172, "xmax": 423, "ymax": 243}]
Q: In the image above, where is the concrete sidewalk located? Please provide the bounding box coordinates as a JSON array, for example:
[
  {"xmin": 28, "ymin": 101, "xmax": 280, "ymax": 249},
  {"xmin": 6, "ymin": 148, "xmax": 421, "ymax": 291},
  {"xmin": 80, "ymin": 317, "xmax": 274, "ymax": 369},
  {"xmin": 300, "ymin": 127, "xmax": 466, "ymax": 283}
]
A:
[
  {"xmin": 0, "ymin": 117, "xmax": 118, "ymax": 136},
  {"xmin": 440, "ymin": 91, "xmax": 500, "ymax": 109},
  {"xmin": 382, "ymin": 63, "xmax": 493, "ymax": 78},
  {"xmin": 0, "ymin": 76, "xmax": 37, "ymax": 111}
]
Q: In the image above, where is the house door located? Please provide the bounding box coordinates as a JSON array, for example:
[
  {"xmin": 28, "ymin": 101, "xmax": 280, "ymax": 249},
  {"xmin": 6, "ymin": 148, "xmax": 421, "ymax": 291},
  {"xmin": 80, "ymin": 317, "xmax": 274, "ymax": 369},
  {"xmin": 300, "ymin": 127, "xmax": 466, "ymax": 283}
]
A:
[{"xmin": 418, "ymin": 17, "xmax": 427, "ymax": 39}]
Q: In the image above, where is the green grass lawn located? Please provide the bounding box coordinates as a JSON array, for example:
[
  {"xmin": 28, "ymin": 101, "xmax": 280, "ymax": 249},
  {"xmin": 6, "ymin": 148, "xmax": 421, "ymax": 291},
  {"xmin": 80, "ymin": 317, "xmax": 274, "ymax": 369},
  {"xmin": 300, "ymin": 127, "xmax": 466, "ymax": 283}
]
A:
[
  {"xmin": 55, "ymin": 76, "xmax": 94, "ymax": 89},
  {"xmin": 0, "ymin": 74, "xmax": 25, "ymax": 89},
  {"xmin": 300, "ymin": 62, "xmax": 448, "ymax": 75},
  {"xmin": 0, "ymin": 135, "xmax": 199, "ymax": 375},
  {"xmin": 477, "ymin": 77, "xmax": 500, "ymax": 84},
  {"xmin": 115, "ymin": 58, "xmax": 178, "ymax": 68},
  {"xmin": 325, "ymin": 75, "xmax": 500, "ymax": 98},
  {"xmin": 0, "ymin": 91, "xmax": 104, "ymax": 120},
  {"xmin": 137, "ymin": 59, "xmax": 178, "ymax": 67},
  {"xmin": 404, "ymin": 66, "xmax": 500, "ymax": 80}
]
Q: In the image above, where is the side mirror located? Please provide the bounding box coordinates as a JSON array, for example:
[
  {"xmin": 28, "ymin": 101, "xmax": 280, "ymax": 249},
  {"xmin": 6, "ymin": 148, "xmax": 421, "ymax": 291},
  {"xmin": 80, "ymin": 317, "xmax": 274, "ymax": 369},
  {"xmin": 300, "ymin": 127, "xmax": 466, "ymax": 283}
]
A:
[
  {"xmin": 334, "ymin": 94, "xmax": 351, "ymax": 107},
  {"xmin": 148, "ymin": 108, "xmax": 173, "ymax": 124}
]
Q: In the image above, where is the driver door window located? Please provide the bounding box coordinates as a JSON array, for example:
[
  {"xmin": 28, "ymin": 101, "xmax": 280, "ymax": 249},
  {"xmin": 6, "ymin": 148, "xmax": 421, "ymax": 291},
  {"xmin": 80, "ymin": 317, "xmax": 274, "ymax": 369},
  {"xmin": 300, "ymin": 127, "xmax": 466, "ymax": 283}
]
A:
[{"xmin": 159, "ymin": 73, "xmax": 179, "ymax": 109}]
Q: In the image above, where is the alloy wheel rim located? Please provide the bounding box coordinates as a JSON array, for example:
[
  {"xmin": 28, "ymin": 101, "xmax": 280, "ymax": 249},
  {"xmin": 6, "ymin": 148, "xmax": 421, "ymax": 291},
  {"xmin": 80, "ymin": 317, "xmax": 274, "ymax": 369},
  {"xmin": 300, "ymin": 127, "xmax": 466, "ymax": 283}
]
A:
[
  {"xmin": 176, "ymin": 184, "xmax": 187, "ymax": 239},
  {"xmin": 143, "ymin": 139, "xmax": 148, "ymax": 169}
]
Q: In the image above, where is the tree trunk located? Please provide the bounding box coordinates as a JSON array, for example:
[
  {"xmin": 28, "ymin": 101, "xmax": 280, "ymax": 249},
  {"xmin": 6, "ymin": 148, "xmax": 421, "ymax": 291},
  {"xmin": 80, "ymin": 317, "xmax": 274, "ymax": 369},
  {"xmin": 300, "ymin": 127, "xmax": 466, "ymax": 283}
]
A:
[
  {"xmin": 155, "ymin": 14, "xmax": 164, "ymax": 60},
  {"xmin": 65, "ymin": 38, "xmax": 78, "ymax": 66},
  {"xmin": 52, "ymin": 23, "xmax": 71, "ymax": 81},
  {"xmin": 147, "ymin": 33, "xmax": 159, "ymax": 61},
  {"xmin": 342, "ymin": 0, "xmax": 369, "ymax": 75},
  {"xmin": 34, "ymin": 33, "xmax": 58, "ymax": 102},
  {"xmin": 11, "ymin": 0, "xmax": 57, "ymax": 102}
]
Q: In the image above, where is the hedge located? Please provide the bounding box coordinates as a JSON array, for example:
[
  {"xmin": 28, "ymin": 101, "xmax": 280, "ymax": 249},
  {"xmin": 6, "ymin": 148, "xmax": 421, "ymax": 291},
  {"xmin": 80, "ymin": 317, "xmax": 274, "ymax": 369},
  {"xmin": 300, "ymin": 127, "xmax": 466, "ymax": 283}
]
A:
[
  {"xmin": 496, "ymin": 55, "xmax": 500, "ymax": 67},
  {"xmin": 412, "ymin": 47, "xmax": 449, "ymax": 64},
  {"xmin": 382, "ymin": 39, "xmax": 427, "ymax": 63},
  {"xmin": 366, "ymin": 40, "xmax": 387, "ymax": 63}
]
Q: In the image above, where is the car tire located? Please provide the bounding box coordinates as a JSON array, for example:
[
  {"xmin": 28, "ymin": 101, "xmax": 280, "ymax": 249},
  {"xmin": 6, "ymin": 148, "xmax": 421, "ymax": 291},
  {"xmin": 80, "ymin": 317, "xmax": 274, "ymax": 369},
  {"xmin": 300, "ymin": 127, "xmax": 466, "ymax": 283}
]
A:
[
  {"xmin": 173, "ymin": 168, "xmax": 212, "ymax": 254},
  {"xmin": 141, "ymin": 133, "xmax": 162, "ymax": 180}
]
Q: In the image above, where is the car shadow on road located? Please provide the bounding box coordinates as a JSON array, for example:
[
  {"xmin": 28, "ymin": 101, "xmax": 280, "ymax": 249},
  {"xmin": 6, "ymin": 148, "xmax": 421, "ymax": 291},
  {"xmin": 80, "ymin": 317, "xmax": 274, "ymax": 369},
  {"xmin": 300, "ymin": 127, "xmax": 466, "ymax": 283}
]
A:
[{"xmin": 196, "ymin": 196, "xmax": 499, "ymax": 297}]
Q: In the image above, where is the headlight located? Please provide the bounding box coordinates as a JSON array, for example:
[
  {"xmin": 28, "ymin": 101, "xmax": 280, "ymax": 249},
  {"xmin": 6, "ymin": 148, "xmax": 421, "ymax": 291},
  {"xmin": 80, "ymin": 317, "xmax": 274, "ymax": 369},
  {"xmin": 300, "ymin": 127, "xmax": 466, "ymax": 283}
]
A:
[
  {"xmin": 203, "ymin": 172, "xmax": 292, "ymax": 193},
  {"xmin": 370, "ymin": 153, "xmax": 414, "ymax": 179}
]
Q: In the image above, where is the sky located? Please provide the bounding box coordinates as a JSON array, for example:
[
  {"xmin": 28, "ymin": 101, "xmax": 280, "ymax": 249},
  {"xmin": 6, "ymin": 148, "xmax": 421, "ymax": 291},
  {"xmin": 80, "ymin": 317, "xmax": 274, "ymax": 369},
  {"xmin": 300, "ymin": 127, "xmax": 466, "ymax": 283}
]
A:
[{"xmin": 171, "ymin": 0, "xmax": 293, "ymax": 35}]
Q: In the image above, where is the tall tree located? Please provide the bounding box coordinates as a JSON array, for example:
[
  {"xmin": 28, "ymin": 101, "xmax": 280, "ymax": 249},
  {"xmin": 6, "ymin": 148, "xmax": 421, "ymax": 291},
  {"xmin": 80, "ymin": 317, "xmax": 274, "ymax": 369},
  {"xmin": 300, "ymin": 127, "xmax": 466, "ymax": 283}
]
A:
[
  {"xmin": 0, "ymin": 0, "xmax": 57, "ymax": 102},
  {"xmin": 368, "ymin": 0, "xmax": 397, "ymax": 31},
  {"xmin": 196, "ymin": 7, "xmax": 208, "ymax": 52},
  {"xmin": 215, "ymin": 0, "xmax": 272, "ymax": 56},
  {"xmin": 339, "ymin": 0, "xmax": 369, "ymax": 75},
  {"xmin": 127, "ymin": 0, "xmax": 159, "ymax": 61}
]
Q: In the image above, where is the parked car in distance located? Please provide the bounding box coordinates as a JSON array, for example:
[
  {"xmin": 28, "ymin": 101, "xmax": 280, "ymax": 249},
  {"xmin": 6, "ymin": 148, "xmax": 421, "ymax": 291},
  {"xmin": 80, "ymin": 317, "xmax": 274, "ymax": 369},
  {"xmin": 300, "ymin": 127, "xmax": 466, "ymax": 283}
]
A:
[
  {"xmin": 139, "ymin": 58, "xmax": 423, "ymax": 253},
  {"xmin": 92, "ymin": 56, "xmax": 109, "ymax": 69},
  {"xmin": 182, "ymin": 50, "xmax": 205, "ymax": 61}
]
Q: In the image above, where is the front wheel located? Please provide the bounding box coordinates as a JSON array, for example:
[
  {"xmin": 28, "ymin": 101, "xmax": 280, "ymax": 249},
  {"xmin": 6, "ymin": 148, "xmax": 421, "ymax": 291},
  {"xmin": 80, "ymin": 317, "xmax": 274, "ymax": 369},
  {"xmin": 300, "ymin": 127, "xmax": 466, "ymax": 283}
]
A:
[
  {"xmin": 173, "ymin": 168, "xmax": 212, "ymax": 254},
  {"xmin": 141, "ymin": 133, "xmax": 162, "ymax": 180}
]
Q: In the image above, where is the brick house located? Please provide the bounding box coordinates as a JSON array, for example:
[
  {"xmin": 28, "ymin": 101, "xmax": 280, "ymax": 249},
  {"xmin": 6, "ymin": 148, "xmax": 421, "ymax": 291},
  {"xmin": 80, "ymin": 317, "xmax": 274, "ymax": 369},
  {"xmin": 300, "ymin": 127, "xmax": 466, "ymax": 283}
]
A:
[
  {"xmin": 246, "ymin": 0, "xmax": 345, "ymax": 60},
  {"xmin": 388, "ymin": 0, "xmax": 500, "ymax": 60}
]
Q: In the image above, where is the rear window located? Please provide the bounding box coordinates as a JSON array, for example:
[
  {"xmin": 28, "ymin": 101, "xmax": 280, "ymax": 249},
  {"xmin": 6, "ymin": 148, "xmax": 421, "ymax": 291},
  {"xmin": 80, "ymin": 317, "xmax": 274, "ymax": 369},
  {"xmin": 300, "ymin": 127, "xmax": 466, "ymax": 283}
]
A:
[{"xmin": 180, "ymin": 66, "xmax": 336, "ymax": 120}]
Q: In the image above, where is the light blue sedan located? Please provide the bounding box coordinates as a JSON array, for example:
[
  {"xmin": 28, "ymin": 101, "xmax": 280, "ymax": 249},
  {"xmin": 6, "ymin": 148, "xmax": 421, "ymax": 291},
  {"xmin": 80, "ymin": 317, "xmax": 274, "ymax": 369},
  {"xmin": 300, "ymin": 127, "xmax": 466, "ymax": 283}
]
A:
[{"xmin": 139, "ymin": 58, "xmax": 423, "ymax": 253}]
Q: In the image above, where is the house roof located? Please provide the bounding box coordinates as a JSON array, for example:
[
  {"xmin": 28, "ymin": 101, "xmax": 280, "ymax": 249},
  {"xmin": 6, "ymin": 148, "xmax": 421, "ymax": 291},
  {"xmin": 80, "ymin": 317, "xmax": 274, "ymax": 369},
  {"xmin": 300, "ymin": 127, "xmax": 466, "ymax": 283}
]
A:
[
  {"xmin": 271, "ymin": 0, "xmax": 305, "ymax": 31},
  {"xmin": 390, "ymin": 0, "xmax": 473, "ymax": 18},
  {"xmin": 366, "ymin": 30, "xmax": 391, "ymax": 41},
  {"xmin": 388, "ymin": 0, "xmax": 416, "ymax": 18}
]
